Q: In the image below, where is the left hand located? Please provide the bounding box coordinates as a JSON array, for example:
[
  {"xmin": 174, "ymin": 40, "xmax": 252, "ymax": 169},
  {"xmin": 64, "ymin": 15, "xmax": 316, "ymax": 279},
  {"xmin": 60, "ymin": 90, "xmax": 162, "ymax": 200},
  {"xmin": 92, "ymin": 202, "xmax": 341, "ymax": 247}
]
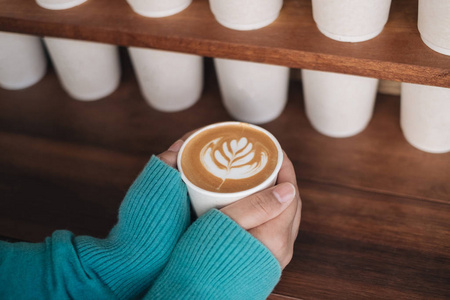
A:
[{"xmin": 157, "ymin": 131, "xmax": 196, "ymax": 168}]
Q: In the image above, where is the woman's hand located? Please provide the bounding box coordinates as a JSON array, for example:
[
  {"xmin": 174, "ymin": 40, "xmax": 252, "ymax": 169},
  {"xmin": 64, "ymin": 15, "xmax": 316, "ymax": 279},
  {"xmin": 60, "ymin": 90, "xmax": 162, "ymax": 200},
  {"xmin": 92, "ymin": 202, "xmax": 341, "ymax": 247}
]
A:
[
  {"xmin": 221, "ymin": 151, "xmax": 301, "ymax": 269},
  {"xmin": 157, "ymin": 130, "xmax": 196, "ymax": 168},
  {"xmin": 157, "ymin": 139, "xmax": 184, "ymax": 168}
]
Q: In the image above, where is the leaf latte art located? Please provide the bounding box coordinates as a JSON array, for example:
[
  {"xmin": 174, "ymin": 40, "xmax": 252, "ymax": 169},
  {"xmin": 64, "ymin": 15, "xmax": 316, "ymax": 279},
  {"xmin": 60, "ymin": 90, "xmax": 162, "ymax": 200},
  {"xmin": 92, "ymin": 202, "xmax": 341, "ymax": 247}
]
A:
[
  {"xmin": 180, "ymin": 123, "xmax": 279, "ymax": 193},
  {"xmin": 200, "ymin": 137, "xmax": 268, "ymax": 188}
]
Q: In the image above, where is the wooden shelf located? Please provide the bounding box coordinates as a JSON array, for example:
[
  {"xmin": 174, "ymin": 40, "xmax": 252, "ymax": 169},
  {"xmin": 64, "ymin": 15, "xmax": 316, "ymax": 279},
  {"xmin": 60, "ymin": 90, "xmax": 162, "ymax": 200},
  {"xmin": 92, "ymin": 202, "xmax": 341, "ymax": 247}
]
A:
[
  {"xmin": 1, "ymin": 56, "xmax": 449, "ymax": 299},
  {"xmin": 0, "ymin": 0, "xmax": 449, "ymax": 87}
]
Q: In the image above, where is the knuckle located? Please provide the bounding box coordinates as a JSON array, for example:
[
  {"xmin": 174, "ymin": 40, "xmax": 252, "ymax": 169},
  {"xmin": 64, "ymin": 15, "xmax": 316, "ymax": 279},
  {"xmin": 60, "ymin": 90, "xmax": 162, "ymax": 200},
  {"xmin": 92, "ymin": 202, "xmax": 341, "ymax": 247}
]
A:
[{"xmin": 250, "ymin": 194, "xmax": 273, "ymax": 219}]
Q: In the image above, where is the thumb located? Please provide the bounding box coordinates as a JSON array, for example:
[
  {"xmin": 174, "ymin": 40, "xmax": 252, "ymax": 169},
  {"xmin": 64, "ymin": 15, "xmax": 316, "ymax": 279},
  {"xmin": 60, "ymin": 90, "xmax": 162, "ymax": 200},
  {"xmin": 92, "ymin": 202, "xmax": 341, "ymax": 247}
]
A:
[
  {"xmin": 220, "ymin": 182, "xmax": 296, "ymax": 230},
  {"xmin": 157, "ymin": 139, "xmax": 184, "ymax": 168}
]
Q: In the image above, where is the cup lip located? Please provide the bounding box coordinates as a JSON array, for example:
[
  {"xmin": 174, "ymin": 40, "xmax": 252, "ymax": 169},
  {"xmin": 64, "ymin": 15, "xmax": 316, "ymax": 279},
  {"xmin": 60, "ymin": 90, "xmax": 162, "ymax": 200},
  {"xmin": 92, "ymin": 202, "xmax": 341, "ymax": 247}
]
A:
[{"xmin": 177, "ymin": 121, "xmax": 283, "ymax": 198}]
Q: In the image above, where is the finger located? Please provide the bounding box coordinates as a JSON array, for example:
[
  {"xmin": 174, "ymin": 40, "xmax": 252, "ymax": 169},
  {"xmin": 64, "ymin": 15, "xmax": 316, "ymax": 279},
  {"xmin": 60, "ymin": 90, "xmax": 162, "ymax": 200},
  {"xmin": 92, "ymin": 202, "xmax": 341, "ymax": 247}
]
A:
[
  {"xmin": 277, "ymin": 151, "xmax": 297, "ymax": 186},
  {"xmin": 157, "ymin": 139, "xmax": 184, "ymax": 168},
  {"xmin": 249, "ymin": 152, "xmax": 302, "ymax": 268},
  {"xmin": 221, "ymin": 182, "xmax": 296, "ymax": 230},
  {"xmin": 249, "ymin": 188, "xmax": 301, "ymax": 267},
  {"xmin": 292, "ymin": 195, "xmax": 302, "ymax": 240},
  {"xmin": 276, "ymin": 151, "xmax": 302, "ymax": 236},
  {"xmin": 157, "ymin": 128, "xmax": 200, "ymax": 168}
]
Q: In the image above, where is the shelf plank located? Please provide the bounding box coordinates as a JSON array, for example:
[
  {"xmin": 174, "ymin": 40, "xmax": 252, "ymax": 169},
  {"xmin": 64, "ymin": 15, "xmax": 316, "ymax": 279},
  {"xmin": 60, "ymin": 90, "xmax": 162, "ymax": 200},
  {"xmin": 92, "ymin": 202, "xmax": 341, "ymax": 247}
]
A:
[{"xmin": 0, "ymin": 0, "xmax": 449, "ymax": 87}]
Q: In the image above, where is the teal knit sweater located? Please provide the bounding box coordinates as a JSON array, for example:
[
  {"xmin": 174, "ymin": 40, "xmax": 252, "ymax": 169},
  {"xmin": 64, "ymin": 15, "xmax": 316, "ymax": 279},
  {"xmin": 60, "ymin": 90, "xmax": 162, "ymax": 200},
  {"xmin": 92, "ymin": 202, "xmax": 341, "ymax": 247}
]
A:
[{"xmin": 0, "ymin": 156, "xmax": 281, "ymax": 299}]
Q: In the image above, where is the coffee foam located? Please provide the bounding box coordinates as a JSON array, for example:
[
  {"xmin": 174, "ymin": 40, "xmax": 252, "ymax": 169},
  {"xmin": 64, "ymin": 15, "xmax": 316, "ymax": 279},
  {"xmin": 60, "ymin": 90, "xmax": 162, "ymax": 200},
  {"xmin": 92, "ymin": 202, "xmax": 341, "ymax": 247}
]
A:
[{"xmin": 180, "ymin": 123, "xmax": 279, "ymax": 193}]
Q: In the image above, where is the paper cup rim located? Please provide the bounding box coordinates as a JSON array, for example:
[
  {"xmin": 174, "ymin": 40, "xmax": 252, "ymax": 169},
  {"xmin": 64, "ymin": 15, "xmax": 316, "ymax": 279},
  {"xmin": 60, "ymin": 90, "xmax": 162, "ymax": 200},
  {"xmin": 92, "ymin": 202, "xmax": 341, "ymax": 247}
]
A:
[
  {"xmin": 36, "ymin": 0, "xmax": 88, "ymax": 10},
  {"xmin": 177, "ymin": 121, "xmax": 283, "ymax": 198},
  {"xmin": 127, "ymin": 0, "xmax": 192, "ymax": 18}
]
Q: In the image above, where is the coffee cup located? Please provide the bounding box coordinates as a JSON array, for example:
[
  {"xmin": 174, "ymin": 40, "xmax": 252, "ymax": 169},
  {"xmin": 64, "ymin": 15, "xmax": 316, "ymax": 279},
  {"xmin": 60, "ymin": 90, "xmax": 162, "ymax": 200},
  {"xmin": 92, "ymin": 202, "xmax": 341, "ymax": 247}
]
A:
[
  {"xmin": 44, "ymin": 37, "xmax": 121, "ymax": 101},
  {"xmin": 36, "ymin": 0, "xmax": 88, "ymax": 10},
  {"xmin": 129, "ymin": 47, "xmax": 203, "ymax": 112},
  {"xmin": 214, "ymin": 58, "xmax": 289, "ymax": 124},
  {"xmin": 127, "ymin": 0, "xmax": 192, "ymax": 18},
  {"xmin": 0, "ymin": 32, "xmax": 47, "ymax": 90},
  {"xmin": 311, "ymin": 0, "xmax": 392, "ymax": 42},
  {"xmin": 418, "ymin": 0, "xmax": 450, "ymax": 56},
  {"xmin": 301, "ymin": 69, "xmax": 378, "ymax": 138},
  {"xmin": 209, "ymin": 0, "xmax": 283, "ymax": 31},
  {"xmin": 177, "ymin": 122, "xmax": 283, "ymax": 216},
  {"xmin": 401, "ymin": 83, "xmax": 450, "ymax": 153}
]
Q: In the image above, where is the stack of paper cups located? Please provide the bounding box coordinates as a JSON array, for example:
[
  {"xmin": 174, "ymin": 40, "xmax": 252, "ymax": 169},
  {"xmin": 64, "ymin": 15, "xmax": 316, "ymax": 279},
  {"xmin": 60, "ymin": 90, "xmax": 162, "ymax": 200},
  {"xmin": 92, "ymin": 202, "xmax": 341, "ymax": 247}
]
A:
[
  {"xmin": 37, "ymin": 0, "xmax": 121, "ymax": 101},
  {"xmin": 418, "ymin": 0, "xmax": 450, "ymax": 56},
  {"xmin": 301, "ymin": 70, "xmax": 378, "ymax": 138},
  {"xmin": 0, "ymin": 32, "xmax": 47, "ymax": 90},
  {"xmin": 44, "ymin": 37, "xmax": 121, "ymax": 101},
  {"xmin": 127, "ymin": 0, "xmax": 203, "ymax": 112},
  {"xmin": 209, "ymin": 0, "xmax": 283, "ymax": 31},
  {"xmin": 311, "ymin": 0, "xmax": 392, "ymax": 42},
  {"xmin": 210, "ymin": 0, "xmax": 288, "ymax": 124},
  {"xmin": 127, "ymin": 0, "xmax": 192, "ymax": 17},
  {"xmin": 215, "ymin": 59, "xmax": 289, "ymax": 124},
  {"xmin": 401, "ymin": 83, "xmax": 450, "ymax": 153}
]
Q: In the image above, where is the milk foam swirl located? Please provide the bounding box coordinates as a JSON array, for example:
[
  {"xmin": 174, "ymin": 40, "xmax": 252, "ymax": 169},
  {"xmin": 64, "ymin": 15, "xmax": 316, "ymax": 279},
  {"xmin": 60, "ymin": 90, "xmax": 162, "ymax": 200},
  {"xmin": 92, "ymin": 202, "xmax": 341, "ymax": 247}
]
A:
[{"xmin": 200, "ymin": 137, "xmax": 268, "ymax": 188}]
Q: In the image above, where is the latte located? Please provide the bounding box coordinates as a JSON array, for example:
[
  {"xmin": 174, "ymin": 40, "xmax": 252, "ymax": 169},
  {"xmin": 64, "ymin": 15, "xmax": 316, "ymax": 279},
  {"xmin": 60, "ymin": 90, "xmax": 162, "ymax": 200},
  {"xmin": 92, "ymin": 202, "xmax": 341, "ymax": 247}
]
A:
[{"xmin": 180, "ymin": 122, "xmax": 280, "ymax": 193}]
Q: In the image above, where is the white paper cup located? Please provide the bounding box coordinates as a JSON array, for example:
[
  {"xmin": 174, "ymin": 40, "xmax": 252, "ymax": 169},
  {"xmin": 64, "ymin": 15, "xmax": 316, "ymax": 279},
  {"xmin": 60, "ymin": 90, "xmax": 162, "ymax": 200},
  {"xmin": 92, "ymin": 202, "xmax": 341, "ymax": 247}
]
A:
[
  {"xmin": 44, "ymin": 37, "xmax": 121, "ymax": 101},
  {"xmin": 209, "ymin": 0, "xmax": 283, "ymax": 31},
  {"xmin": 129, "ymin": 47, "xmax": 203, "ymax": 112},
  {"xmin": 214, "ymin": 58, "xmax": 289, "ymax": 124},
  {"xmin": 178, "ymin": 122, "xmax": 283, "ymax": 216},
  {"xmin": 36, "ymin": 0, "xmax": 88, "ymax": 10},
  {"xmin": 312, "ymin": 0, "xmax": 392, "ymax": 42},
  {"xmin": 127, "ymin": 0, "xmax": 192, "ymax": 18},
  {"xmin": 0, "ymin": 32, "xmax": 47, "ymax": 90},
  {"xmin": 418, "ymin": 0, "xmax": 450, "ymax": 56},
  {"xmin": 401, "ymin": 83, "xmax": 450, "ymax": 153},
  {"xmin": 301, "ymin": 69, "xmax": 378, "ymax": 138}
]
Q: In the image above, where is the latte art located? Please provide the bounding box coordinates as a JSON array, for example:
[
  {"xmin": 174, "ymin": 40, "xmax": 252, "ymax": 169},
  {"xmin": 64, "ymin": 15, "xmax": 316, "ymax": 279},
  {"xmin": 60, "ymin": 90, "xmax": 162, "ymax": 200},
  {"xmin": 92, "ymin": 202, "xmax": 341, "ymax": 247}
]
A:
[
  {"xmin": 200, "ymin": 137, "xmax": 268, "ymax": 187},
  {"xmin": 180, "ymin": 123, "xmax": 279, "ymax": 193}
]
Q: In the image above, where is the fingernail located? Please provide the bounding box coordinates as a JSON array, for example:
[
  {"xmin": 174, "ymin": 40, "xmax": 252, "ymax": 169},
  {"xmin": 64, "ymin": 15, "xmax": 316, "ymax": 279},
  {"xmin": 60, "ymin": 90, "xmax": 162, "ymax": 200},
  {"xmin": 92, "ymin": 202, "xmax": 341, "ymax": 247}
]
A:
[
  {"xmin": 273, "ymin": 183, "xmax": 296, "ymax": 203},
  {"xmin": 168, "ymin": 140, "xmax": 184, "ymax": 152}
]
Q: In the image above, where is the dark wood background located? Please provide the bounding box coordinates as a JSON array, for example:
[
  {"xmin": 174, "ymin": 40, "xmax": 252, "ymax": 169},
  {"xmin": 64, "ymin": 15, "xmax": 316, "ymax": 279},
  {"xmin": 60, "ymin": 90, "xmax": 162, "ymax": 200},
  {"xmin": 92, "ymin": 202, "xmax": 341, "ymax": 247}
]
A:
[{"xmin": 1, "ymin": 53, "xmax": 449, "ymax": 299}]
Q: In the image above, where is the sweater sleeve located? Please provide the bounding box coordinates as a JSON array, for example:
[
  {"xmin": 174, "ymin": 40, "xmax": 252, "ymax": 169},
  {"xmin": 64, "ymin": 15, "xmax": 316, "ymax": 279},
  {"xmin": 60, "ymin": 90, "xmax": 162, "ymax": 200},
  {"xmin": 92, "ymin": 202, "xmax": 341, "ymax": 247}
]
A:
[
  {"xmin": 0, "ymin": 156, "xmax": 190, "ymax": 300},
  {"xmin": 145, "ymin": 209, "xmax": 281, "ymax": 300}
]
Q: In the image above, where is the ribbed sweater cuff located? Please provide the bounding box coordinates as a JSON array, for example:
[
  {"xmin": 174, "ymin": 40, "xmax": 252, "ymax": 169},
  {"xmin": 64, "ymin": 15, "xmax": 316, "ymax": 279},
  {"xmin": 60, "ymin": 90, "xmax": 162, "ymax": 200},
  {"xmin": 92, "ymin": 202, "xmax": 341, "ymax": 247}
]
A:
[
  {"xmin": 146, "ymin": 209, "xmax": 281, "ymax": 300},
  {"xmin": 76, "ymin": 156, "xmax": 190, "ymax": 299}
]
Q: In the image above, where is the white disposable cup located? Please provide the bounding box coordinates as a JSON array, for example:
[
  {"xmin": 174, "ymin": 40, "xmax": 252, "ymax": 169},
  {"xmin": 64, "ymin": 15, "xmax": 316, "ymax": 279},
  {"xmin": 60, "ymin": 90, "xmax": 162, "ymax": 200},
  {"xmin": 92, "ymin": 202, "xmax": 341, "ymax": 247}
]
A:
[
  {"xmin": 311, "ymin": 0, "xmax": 392, "ymax": 42},
  {"xmin": 301, "ymin": 69, "xmax": 379, "ymax": 138},
  {"xmin": 127, "ymin": 0, "xmax": 192, "ymax": 17},
  {"xmin": 418, "ymin": 0, "xmax": 450, "ymax": 56},
  {"xmin": 214, "ymin": 58, "xmax": 289, "ymax": 124},
  {"xmin": 209, "ymin": 0, "xmax": 283, "ymax": 31},
  {"xmin": 44, "ymin": 37, "xmax": 121, "ymax": 101},
  {"xmin": 36, "ymin": 0, "xmax": 88, "ymax": 10},
  {"xmin": 0, "ymin": 32, "xmax": 47, "ymax": 90},
  {"xmin": 177, "ymin": 121, "xmax": 284, "ymax": 217},
  {"xmin": 401, "ymin": 83, "xmax": 450, "ymax": 153},
  {"xmin": 129, "ymin": 47, "xmax": 203, "ymax": 112}
]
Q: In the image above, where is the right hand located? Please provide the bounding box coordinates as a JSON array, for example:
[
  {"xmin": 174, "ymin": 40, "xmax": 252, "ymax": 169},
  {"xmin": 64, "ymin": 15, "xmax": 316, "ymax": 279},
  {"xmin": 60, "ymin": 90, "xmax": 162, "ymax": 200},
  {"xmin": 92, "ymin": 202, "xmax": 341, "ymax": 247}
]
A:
[{"xmin": 220, "ymin": 151, "xmax": 302, "ymax": 269}]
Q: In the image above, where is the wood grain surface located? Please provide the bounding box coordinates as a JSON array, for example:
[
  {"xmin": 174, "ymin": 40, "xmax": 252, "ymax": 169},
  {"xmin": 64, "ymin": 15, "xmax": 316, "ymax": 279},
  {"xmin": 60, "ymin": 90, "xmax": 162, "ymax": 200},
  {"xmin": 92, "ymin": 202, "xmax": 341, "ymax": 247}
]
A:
[
  {"xmin": 0, "ymin": 54, "xmax": 449, "ymax": 299},
  {"xmin": 0, "ymin": 0, "xmax": 449, "ymax": 87}
]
